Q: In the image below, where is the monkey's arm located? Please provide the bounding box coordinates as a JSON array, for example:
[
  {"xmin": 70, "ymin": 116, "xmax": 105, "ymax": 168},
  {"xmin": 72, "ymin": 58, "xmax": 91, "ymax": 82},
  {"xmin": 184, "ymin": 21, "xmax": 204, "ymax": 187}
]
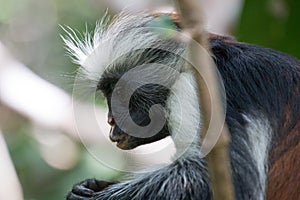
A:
[
  {"xmin": 89, "ymin": 157, "xmax": 211, "ymax": 200},
  {"xmin": 66, "ymin": 156, "xmax": 211, "ymax": 200}
]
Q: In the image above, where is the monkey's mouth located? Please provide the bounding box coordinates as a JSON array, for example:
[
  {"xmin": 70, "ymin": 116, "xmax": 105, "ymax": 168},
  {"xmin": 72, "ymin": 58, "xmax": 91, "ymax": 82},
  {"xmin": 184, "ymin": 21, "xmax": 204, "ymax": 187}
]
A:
[
  {"xmin": 116, "ymin": 142, "xmax": 132, "ymax": 150},
  {"xmin": 111, "ymin": 135, "xmax": 139, "ymax": 150},
  {"xmin": 115, "ymin": 140, "xmax": 138, "ymax": 150}
]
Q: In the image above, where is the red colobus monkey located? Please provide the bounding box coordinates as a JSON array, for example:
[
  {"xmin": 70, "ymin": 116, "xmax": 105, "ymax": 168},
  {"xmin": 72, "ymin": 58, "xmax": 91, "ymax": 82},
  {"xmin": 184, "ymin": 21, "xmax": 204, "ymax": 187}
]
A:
[{"xmin": 63, "ymin": 12, "xmax": 300, "ymax": 200}]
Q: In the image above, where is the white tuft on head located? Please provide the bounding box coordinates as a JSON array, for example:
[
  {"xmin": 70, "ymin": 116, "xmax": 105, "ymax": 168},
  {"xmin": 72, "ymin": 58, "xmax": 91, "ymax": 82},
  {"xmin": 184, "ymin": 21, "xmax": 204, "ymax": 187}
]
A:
[
  {"xmin": 61, "ymin": 12, "xmax": 184, "ymax": 84},
  {"xmin": 60, "ymin": 13, "xmax": 111, "ymax": 78}
]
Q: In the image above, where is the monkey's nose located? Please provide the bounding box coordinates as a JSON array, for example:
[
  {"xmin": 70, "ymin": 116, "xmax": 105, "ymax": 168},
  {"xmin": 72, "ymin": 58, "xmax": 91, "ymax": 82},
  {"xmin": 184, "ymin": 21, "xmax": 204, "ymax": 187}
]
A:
[
  {"xmin": 107, "ymin": 117, "xmax": 115, "ymax": 126},
  {"xmin": 109, "ymin": 126, "xmax": 121, "ymax": 143}
]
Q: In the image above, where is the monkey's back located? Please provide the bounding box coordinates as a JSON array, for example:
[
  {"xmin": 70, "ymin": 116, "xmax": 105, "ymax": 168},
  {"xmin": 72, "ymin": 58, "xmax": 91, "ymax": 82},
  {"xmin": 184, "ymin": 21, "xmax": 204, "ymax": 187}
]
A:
[{"xmin": 209, "ymin": 35, "xmax": 300, "ymax": 200}]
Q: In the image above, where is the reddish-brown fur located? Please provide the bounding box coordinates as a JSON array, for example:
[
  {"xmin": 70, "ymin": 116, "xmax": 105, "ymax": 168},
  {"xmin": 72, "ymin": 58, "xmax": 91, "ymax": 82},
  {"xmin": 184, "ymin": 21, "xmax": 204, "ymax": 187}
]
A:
[{"xmin": 267, "ymin": 122, "xmax": 300, "ymax": 199}]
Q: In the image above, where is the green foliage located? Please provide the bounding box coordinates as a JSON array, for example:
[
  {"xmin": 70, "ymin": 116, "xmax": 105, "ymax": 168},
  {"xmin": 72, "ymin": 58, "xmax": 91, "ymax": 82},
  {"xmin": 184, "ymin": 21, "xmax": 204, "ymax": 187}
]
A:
[{"xmin": 236, "ymin": 0, "xmax": 300, "ymax": 58}]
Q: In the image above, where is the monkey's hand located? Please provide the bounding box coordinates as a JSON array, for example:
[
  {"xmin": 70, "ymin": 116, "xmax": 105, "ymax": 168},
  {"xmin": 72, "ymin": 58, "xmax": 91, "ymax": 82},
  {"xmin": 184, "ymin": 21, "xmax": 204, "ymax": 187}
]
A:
[{"xmin": 66, "ymin": 179, "xmax": 117, "ymax": 200}]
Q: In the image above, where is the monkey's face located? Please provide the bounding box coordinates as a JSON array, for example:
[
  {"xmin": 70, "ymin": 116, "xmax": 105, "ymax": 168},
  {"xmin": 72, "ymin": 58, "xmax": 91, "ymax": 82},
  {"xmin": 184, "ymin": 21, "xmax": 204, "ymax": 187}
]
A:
[{"xmin": 99, "ymin": 77, "xmax": 170, "ymax": 150}]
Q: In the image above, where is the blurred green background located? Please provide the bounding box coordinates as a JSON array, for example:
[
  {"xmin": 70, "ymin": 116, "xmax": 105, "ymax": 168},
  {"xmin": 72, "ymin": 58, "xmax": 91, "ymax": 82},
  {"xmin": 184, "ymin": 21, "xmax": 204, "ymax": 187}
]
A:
[
  {"xmin": 0, "ymin": 0, "xmax": 299, "ymax": 200},
  {"xmin": 237, "ymin": 0, "xmax": 300, "ymax": 58}
]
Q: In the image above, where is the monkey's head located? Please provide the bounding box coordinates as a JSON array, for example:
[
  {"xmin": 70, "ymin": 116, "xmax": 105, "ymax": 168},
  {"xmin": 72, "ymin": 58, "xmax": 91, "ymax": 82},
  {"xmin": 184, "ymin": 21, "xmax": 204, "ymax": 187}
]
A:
[
  {"xmin": 98, "ymin": 74, "xmax": 171, "ymax": 150},
  {"xmin": 63, "ymin": 12, "xmax": 185, "ymax": 150}
]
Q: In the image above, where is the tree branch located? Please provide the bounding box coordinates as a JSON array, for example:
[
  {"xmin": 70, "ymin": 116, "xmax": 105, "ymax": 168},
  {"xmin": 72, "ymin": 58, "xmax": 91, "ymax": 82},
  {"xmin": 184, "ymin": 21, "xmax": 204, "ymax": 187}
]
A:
[{"xmin": 174, "ymin": 1, "xmax": 235, "ymax": 199}]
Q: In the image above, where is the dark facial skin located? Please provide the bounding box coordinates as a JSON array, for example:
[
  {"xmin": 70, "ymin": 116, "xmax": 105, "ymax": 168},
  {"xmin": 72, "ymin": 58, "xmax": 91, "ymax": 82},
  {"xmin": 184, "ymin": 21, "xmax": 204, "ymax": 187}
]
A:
[
  {"xmin": 99, "ymin": 77, "xmax": 170, "ymax": 150},
  {"xmin": 106, "ymin": 111, "xmax": 169, "ymax": 150}
]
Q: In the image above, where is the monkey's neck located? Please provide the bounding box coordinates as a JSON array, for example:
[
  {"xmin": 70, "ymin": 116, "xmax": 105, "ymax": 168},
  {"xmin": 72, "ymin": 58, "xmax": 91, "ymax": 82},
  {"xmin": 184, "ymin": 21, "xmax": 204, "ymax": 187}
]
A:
[
  {"xmin": 167, "ymin": 71, "xmax": 202, "ymax": 160},
  {"xmin": 167, "ymin": 71, "xmax": 201, "ymax": 158}
]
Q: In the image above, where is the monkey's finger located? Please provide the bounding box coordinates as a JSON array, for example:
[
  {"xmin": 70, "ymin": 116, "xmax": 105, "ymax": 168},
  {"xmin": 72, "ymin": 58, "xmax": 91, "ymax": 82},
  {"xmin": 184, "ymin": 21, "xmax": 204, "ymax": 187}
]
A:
[
  {"xmin": 93, "ymin": 180, "xmax": 118, "ymax": 191},
  {"xmin": 72, "ymin": 184, "xmax": 94, "ymax": 197},
  {"xmin": 66, "ymin": 191, "xmax": 91, "ymax": 200},
  {"xmin": 80, "ymin": 178, "xmax": 117, "ymax": 192}
]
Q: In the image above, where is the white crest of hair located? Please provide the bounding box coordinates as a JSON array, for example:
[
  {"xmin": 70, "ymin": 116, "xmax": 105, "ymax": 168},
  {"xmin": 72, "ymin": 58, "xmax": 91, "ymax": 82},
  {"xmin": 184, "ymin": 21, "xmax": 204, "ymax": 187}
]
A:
[
  {"xmin": 242, "ymin": 114, "xmax": 272, "ymax": 200},
  {"xmin": 60, "ymin": 12, "xmax": 110, "ymax": 68},
  {"xmin": 167, "ymin": 71, "xmax": 202, "ymax": 159},
  {"xmin": 62, "ymin": 12, "xmax": 183, "ymax": 85}
]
